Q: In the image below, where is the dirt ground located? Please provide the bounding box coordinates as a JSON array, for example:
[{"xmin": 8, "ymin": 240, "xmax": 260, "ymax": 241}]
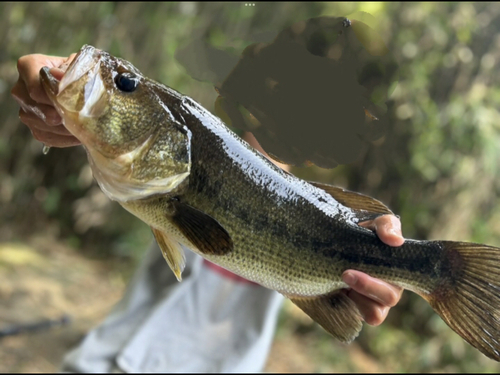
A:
[
  {"xmin": 0, "ymin": 235, "xmax": 128, "ymax": 372},
  {"xmin": 0, "ymin": 234, "xmax": 382, "ymax": 373}
]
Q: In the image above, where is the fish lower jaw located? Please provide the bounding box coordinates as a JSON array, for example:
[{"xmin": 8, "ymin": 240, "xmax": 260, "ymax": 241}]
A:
[{"xmin": 55, "ymin": 110, "xmax": 97, "ymax": 146}]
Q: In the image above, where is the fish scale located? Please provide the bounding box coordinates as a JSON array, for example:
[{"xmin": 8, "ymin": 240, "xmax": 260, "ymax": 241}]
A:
[{"xmin": 39, "ymin": 44, "xmax": 500, "ymax": 362}]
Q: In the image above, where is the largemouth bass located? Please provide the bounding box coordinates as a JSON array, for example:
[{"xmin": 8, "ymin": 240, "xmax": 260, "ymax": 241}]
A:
[{"xmin": 40, "ymin": 45, "xmax": 500, "ymax": 361}]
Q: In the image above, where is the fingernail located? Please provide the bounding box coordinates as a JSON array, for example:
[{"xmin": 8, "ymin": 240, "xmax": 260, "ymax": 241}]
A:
[
  {"xmin": 343, "ymin": 272, "xmax": 357, "ymax": 286},
  {"xmin": 388, "ymin": 228, "xmax": 398, "ymax": 236},
  {"xmin": 49, "ymin": 66, "xmax": 65, "ymax": 73},
  {"xmin": 49, "ymin": 67, "xmax": 65, "ymax": 80},
  {"xmin": 390, "ymin": 215, "xmax": 402, "ymax": 228},
  {"xmin": 46, "ymin": 110, "xmax": 62, "ymax": 125}
]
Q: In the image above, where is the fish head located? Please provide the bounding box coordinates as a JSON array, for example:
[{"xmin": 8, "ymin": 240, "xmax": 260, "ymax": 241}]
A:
[{"xmin": 40, "ymin": 45, "xmax": 191, "ymax": 202}]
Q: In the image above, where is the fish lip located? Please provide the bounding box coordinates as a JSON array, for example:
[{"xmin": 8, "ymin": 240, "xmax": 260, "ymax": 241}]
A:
[
  {"xmin": 39, "ymin": 45, "xmax": 107, "ymax": 148},
  {"xmin": 58, "ymin": 45, "xmax": 102, "ymax": 93},
  {"xmin": 40, "ymin": 45, "xmax": 103, "ymax": 105},
  {"xmin": 39, "ymin": 66, "xmax": 60, "ymax": 99}
]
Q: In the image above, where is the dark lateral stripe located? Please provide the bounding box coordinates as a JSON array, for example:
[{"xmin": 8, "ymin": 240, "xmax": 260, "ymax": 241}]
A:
[{"xmin": 326, "ymin": 239, "xmax": 444, "ymax": 277}]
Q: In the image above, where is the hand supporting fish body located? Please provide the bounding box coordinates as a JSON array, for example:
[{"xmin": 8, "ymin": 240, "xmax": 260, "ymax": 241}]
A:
[{"xmin": 40, "ymin": 45, "xmax": 500, "ymax": 361}]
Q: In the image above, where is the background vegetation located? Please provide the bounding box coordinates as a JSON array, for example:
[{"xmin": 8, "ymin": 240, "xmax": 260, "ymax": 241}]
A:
[{"xmin": 1, "ymin": 2, "xmax": 500, "ymax": 372}]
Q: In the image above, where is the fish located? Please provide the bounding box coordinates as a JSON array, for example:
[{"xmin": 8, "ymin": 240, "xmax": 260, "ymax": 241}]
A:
[{"xmin": 40, "ymin": 45, "xmax": 500, "ymax": 361}]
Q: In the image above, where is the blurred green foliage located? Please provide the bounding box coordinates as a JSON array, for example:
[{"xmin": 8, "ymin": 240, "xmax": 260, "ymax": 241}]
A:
[{"xmin": 1, "ymin": 2, "xmax": 500, "ymax": 372}]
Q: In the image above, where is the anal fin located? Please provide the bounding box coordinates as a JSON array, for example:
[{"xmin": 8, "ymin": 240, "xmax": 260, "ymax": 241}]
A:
[
  {"xmin": 289, "ymin": 291, "xmax": 363, "ymax": 343},
  {"xmin": 152, "ymin": 227, "xmax": 186, "ymax": 282}
]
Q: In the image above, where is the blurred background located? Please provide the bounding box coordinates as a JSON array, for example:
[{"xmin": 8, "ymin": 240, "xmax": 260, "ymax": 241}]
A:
[{"xmin": 1, "ymin": 2, "xmax": 500, "ymax": 372}]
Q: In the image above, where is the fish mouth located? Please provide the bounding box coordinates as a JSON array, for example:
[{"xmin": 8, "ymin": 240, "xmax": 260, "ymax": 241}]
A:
[
  {"xmin": 39, "ymin": 66, "xmax": 60, "ymax": 98},
  {"xmin": 40, "ymin": 45, "xmax": 109, "ymax": 145},
  {"xmin": 40, "ymin": 45, "xmax": 101, "ymax": 100},
  {"xmin": 58, "ymin": 45, "xmax": 102, "ymax": 94}
]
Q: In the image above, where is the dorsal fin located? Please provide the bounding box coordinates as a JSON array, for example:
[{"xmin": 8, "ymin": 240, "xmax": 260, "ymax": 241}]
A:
[{"xmin": 309, "ymin": 181, "xmax": 393, "ymax": 220}]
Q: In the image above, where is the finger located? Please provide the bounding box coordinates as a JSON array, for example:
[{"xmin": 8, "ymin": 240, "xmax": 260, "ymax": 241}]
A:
[
  {"xmin": 30, "ymin": 128, "xmax": 81, "ymax": 148},
  {"xmin": 49, "ymin": 67, "xmax": 66, "ymax": 81},
  {"xmin": 345, "ymin": 289, "xmax": 389, "ymax": 326},
  {"xmin": 16, "ymin": 54, "xmax": 69, "ymax": 105},
  {"xmin": 57, "ymin": 53, "xmax": 78, "ymax": 74},
  {"xmin": 359, "ymin": 214, "xmax": 403, "ymax": 237},
  {"xmin": 359, "ymin": 214, "xmax": 404, "ymax": 247},
  {"xmin": 342, "ymin": 270, "xmax": 403, "ymax": 307},
  {"xmin": 48, "ymin": 54, "xmax": 77, "ymax": 81},
  {"xmin": 19, "ymin": 109, "xmax": 72, "ymax": 136},
  {"xmin": 12, "ymin": 78, "xmax": 62, "ymax": 125},
  {"xmin": 11, "ymin": 76, "xmax": 38, "ymax": 108}
]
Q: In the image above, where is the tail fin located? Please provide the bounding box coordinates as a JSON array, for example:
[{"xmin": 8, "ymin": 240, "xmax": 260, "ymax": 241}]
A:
[{"xmin": 422, "ymin": 241, "xmax": 500, "ymax": 361}]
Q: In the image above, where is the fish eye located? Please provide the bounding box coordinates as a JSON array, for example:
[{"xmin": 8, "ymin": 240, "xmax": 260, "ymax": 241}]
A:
[
  {"xmin": 342, "ymin": 18, "xmax": 351, "ymax": 28},
  {"xmin": 115, "ymin": 72, "xmax": 139, "ymax": 92}
]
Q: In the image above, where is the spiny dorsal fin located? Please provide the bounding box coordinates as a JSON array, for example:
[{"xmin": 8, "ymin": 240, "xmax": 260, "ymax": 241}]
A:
[
  {"xmin": 152, "ymin": 227, "xmax": 186, "ymax": 282},
  {"xmin": 309, "ymin": 181, "xmax": 393, "ymax": 220},
  {"xmin": 169, "ymin": 199, "xmax": 233, "ymax": 256},
  {"xmin": 289, "ymin": 291, "xmax": 364, "ymax": 343}
]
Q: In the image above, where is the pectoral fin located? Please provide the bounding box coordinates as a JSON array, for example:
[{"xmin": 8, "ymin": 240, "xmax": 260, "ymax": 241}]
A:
[
  {"xmin": 309, "ymin": 181, "xmax": 393, "ymax": 221},
  {"xmin": 152, "ymin": 228, "xmax": 186, "ymax": 281},
  {"xmin": 169, "ymin": 199, "xmax": 233, "ymax": 256},
  {"xmin": 289, "ymin": 291, "xmax": 364, "ymax": 343}
]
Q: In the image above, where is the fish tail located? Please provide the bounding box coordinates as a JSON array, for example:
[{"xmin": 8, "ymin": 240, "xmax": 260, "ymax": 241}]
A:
[{"xmin": 421, "ymin": 241, "xmax": 500, "ymax": 361}]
